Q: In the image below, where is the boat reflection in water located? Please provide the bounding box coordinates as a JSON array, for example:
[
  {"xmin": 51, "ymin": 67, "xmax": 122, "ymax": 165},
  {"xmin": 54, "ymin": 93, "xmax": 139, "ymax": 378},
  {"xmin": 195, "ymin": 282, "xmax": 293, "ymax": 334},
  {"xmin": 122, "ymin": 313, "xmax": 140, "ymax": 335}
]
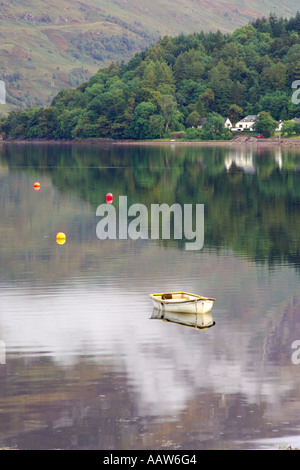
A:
[{"xmin": 151, "ymin": 308, "xmax": 215, "ymax": 330}]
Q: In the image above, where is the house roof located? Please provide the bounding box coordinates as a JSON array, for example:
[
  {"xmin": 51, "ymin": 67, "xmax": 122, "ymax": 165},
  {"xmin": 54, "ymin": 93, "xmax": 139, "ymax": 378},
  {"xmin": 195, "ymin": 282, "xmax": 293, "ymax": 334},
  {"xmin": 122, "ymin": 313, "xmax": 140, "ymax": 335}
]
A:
[
  {"xmin": 238, "ymin": 115, "xmax": 257, "ymax": 122},
  {"xmin": 293, "ymin": 118, "xmax": 300, "ymax": 123}
]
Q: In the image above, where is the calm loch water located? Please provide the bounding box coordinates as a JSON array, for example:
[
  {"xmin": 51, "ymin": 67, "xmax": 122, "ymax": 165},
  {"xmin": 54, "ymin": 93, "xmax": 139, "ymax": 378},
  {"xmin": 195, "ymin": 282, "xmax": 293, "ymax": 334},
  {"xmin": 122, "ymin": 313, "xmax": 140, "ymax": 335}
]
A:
[{"xmin": 0, "ymin": 142, "xmax": 299, "ymax": 450}]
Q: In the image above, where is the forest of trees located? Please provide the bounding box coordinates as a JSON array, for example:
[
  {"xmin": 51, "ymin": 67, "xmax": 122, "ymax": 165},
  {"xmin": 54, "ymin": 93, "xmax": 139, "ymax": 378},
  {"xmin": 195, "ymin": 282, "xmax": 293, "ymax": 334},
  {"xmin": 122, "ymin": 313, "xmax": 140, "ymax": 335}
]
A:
[{"xmin": 1, "ymin": 13, "xmax": 300, "ymax": 141}]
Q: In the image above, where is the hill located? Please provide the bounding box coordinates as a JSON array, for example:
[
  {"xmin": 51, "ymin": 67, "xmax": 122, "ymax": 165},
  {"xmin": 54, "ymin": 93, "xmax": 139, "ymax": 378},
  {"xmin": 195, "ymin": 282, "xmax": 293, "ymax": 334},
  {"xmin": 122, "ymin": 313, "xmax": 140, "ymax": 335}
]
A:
[
  {"xmin": 1, "ymin": 13, "xmax": 300, "ymax": 141},
  {"xmin": 0, "ymin": 0, "xmax": 300, "ymax": 112}
]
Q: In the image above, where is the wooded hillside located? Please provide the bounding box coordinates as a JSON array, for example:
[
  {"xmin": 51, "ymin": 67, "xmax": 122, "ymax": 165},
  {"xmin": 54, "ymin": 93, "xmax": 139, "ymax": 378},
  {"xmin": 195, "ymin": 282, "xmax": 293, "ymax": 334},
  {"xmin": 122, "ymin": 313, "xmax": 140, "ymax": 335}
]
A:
[{"xmin": 1, "ymin": 13, "xmax": 300, "ymax": 140}]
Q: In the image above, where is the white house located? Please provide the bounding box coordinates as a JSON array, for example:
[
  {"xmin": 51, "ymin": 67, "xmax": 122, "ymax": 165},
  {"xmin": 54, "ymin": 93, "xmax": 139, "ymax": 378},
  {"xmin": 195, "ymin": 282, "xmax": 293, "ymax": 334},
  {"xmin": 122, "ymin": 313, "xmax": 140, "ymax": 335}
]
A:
[
  {"xmin": 235, "ymin": 115, "xmax": 257, "ymax": 131},
  {"xmin": 224, "ymin": 117, "xmax": 232, "ymax": 128},
  {"xmin": 197, "ymin": 117, "xmax": 232, "ymax": 129}
]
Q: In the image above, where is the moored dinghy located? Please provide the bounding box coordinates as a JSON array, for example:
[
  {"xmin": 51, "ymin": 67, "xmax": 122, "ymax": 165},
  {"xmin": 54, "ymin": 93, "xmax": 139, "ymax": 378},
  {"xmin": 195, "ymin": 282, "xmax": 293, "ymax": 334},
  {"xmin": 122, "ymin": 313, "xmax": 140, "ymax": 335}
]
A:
[{"xmin": 149, "ymin": 292, "xmax": 216, "ymax": 314}]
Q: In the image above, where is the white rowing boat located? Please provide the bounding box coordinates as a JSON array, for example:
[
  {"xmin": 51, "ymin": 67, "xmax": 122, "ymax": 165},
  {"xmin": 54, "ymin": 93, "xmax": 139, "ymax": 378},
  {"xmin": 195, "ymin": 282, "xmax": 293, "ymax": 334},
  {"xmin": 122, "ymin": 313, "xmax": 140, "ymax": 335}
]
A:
[
  {"xmin": 151, "ymin": 308, "xmax": 215, "ymax": 329},
  {"xmin": 149, "ymin": 292, "xmax": 216, "ymax": 314}
]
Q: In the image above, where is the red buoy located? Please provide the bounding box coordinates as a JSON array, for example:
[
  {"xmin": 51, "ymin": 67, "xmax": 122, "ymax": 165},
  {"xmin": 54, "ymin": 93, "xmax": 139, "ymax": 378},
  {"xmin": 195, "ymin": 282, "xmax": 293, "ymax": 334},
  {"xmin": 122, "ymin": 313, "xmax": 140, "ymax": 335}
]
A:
[
  {"xmin": 106, "ymin": 192, "xmax": 113, "ymax": 203},
  {"xmin": 33, "ymin": 182, "xmax": 40, "ymax": 191}
]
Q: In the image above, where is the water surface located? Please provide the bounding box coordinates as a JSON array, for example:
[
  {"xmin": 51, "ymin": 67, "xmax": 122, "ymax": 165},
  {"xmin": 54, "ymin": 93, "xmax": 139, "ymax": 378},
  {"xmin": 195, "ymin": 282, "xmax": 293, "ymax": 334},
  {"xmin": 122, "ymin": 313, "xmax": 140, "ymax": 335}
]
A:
[{"xmin": 0, "ymin": 142, "xmax": 299, "ymax": 450}]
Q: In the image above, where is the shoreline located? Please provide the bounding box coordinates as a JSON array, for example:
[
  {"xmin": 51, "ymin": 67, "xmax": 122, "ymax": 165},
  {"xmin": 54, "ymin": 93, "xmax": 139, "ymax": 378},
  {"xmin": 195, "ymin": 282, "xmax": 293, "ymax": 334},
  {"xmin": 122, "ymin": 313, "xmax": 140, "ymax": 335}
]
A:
[{"xmin": 1, "ymin": 137, "xmax": 300, "ymax": 147}]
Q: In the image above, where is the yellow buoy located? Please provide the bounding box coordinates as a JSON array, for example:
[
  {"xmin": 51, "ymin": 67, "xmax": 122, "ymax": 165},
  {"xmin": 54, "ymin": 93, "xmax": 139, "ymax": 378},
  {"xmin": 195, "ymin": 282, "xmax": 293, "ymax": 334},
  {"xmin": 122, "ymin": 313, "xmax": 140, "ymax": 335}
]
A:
[{"xmin": 56, "ymin": 232, "xmax": 66, "ymax": 245}]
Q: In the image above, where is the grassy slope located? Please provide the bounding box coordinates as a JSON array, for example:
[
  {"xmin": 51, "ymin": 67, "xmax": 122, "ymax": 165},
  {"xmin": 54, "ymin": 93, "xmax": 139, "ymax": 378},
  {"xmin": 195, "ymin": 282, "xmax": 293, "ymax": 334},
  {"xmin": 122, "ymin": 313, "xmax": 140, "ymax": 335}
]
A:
[{"xmin": 0, "ymin": 0, "xmax": 299, "ymax": 112}]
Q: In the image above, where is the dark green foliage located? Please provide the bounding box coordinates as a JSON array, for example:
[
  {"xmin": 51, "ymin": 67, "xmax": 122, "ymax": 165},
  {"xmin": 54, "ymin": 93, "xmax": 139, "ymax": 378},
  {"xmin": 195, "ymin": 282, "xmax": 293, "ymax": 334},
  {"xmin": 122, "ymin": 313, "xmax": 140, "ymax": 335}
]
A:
[
  {"xmin": 1, "ymin": 13, "xmax": 300, "ymax": 141},
  {"xmin": 202, "ymin": 112, "xmax": 233, "ymax": 140},
  {"xmin": 253, "ymin": 111, "xmax": 278, "ymax": 137}
]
